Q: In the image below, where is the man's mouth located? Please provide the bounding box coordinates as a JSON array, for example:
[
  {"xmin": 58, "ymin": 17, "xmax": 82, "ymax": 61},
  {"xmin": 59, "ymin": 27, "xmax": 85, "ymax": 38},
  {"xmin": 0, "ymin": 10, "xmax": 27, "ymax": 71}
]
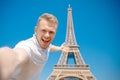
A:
[{"xmin": 42, "ymin": 38, "xmax": 50, "ymax": 43}]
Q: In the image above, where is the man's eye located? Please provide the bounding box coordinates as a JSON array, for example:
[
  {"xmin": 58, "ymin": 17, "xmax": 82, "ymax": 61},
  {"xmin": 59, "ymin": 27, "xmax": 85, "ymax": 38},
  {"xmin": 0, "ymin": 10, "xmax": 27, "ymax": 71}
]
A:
[
  {"xmin": 49, "ymin": 31, "xmax": 54, "ymax": 35},
  {"xmin": 42, "ymin": 30, "xmax": 46, "ymax": 33}
]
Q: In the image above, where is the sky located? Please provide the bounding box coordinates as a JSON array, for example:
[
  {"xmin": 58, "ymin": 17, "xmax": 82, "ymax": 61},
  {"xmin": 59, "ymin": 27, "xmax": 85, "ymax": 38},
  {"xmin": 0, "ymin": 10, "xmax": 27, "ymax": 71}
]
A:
[{"xmin": 0, "ymin": 0, "xmax": 120, "ymax": 80}]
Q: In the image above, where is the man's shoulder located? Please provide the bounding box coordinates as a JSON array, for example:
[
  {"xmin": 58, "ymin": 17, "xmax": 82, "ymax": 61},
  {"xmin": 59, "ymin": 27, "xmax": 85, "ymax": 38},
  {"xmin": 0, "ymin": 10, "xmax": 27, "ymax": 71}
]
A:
[
  {"xmin": 15, "ymin": 37, "xmax": 34, "ymax": 47},
  {"xmin": 13, "ymin": 37, "xmax": 36, "ymax": 56}
]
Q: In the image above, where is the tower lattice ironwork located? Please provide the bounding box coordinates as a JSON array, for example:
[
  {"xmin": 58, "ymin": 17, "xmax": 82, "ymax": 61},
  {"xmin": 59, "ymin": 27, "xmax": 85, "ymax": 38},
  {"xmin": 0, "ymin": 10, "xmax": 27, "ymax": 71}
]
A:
[{"xmin": 48, "ymin": 5, "xmax": 96, "ymax": 80}]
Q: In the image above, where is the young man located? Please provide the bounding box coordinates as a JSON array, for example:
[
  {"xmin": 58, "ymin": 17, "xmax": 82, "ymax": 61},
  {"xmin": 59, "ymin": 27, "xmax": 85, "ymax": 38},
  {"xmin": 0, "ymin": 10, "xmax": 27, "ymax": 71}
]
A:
[{"xmin": 0, "ymin": 13, "xmax": 68, "ymax": 80}]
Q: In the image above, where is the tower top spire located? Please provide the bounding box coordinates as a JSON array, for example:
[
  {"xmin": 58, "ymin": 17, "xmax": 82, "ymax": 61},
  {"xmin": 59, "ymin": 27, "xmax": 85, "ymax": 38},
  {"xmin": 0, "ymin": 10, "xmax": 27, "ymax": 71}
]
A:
[
  {"xmin": 65, "ymin": 4, "xmax": 77, "ymax": 46},
  {"xmin": 68, "ymin": 4, "xmax": 72, "ymax": 11}
]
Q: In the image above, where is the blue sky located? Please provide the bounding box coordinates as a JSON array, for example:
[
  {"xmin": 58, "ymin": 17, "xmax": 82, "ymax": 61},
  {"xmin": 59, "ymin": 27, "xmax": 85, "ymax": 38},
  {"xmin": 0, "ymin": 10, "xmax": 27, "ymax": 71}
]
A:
[{"xmin": 0, "ymin": 0, "xmax": 120, "ymax": 80}]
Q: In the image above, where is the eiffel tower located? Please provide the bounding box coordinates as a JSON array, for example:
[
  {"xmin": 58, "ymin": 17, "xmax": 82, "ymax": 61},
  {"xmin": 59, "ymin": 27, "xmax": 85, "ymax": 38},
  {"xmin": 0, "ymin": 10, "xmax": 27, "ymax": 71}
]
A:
[{"xmin": 48, "ymin": 5, "xmax": 96, "ymax": 80}]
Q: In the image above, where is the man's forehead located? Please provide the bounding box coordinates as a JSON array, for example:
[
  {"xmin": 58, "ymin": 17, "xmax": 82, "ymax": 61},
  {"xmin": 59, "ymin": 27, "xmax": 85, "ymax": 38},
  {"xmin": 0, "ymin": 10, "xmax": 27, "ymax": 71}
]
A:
[{"xmin": 39, "ymin": 19, "xmax": 57, "ymax": 28}]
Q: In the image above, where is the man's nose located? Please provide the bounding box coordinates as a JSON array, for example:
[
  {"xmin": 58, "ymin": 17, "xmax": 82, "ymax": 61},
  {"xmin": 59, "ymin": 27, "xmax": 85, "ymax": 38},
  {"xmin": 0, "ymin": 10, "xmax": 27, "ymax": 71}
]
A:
[{"xmin": 44, "ymin": 32, "xmax": 50, "ymax": 38}]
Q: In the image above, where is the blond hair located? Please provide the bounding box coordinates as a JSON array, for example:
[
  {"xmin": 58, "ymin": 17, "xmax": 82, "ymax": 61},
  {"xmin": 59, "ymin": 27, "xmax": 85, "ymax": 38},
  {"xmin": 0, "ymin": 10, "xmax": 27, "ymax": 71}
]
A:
[{"xmin": 37, "ymin": 13, "xmax": 58, "ymax": 26}]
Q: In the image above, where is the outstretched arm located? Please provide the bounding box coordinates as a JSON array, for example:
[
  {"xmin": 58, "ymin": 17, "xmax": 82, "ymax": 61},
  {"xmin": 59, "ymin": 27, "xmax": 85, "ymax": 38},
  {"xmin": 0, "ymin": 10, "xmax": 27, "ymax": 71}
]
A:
[
  {"xmin": 0, "ymin": 47, "xmax": 29, "ymax": 80},
  {"xmin": 50, "ymin": 44, "xmax": 69, "ymax": 52}
]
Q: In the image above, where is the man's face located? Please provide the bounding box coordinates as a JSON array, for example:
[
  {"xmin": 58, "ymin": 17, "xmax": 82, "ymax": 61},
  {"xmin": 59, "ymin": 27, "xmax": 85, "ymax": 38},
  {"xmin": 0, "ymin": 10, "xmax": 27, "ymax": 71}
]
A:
[{"xmin": 35, "ymin": 19, "xmax": 57, "ymax": 49}]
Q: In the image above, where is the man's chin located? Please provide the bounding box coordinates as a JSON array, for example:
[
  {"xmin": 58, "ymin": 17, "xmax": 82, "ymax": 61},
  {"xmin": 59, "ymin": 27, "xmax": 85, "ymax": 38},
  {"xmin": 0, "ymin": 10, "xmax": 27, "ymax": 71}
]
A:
[{"xmin": 41, "ymin": 44, "xmax": 50, "ymax": 49}]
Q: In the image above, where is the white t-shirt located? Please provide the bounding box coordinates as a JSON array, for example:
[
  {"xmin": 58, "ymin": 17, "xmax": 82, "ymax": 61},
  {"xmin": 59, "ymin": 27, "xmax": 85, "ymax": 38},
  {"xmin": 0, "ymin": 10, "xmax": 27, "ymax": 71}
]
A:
[{"xmin": 11, "ymin": 34, "xmax": 51, "ymax": 80}]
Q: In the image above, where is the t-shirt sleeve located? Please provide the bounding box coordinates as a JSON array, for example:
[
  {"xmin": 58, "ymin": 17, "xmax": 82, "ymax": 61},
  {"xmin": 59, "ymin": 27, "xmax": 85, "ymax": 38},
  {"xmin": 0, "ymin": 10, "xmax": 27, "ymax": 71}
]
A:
[{"xmin": 48, "ymin": 44, "xmax": 53, "ymax": 52}]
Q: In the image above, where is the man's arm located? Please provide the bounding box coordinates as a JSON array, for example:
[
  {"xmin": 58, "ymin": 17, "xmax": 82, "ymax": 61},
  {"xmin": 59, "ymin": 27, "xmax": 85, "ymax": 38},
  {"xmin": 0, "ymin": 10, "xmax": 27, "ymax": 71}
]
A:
[
  {"xmin": 0, "ymin": 47, "xmax": 29, "ymax": 80},
  {"xmin": 50, "ymin": 45, "xmax": 69, "ymax": 52}
]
